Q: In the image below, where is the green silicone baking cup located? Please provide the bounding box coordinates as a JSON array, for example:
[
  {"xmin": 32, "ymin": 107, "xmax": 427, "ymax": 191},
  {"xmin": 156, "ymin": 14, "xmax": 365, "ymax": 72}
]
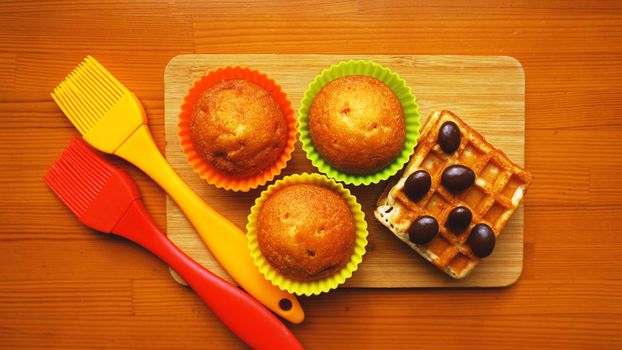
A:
[
  {"xmin": 247, "ymin": 173, "xmax": 368, "ymax": 296},
  {"xmin": 298, "ymin": 60, "xmax": 421, "ymax": 186}
]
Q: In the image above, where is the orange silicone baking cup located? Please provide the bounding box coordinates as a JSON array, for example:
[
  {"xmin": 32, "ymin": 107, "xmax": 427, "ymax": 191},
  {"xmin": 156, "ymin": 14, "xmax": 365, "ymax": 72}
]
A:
[{"xmin": 178, "ymin": 66, "xmax": 297, "ymax": 192}]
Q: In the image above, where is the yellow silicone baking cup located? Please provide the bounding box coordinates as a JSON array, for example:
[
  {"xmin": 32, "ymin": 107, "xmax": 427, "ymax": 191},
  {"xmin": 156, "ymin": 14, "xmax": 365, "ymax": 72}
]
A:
[{"xmin": 247, "ymin": 173, "xmax": 368, "ymax": 296}]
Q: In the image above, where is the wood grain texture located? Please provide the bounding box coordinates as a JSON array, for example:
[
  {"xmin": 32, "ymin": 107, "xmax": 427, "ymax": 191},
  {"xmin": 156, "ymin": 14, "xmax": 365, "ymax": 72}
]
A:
[
  {"xmin": 1, "ymin": 0, "xmax": 622, "ymax": 349},
  {"xmin": 164, "ymin": 54, "xmax": 525, "ymax": 287}
]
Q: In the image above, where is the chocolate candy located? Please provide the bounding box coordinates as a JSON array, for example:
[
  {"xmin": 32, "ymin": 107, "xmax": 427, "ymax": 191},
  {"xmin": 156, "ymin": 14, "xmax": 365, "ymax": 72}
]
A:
[
  {"xmin": 438, "ymin": 121, "xmax": 461, "ymax": 153},
  {"xmin": 467, "ymin": 223, "xmax": 496, "ymax": 258},
  {"xmin": 408, "ymin": 215, "xmax": 439, "ymax": 245},
  {"xmin": 441, "ymin": 164, "xmax": 475, "ymax": 193},
  {"xmin": 404, "ymin": 170, "xmax": 431, "ymax": 201},
  {"xmin": 445, "ymin": 206, "xmax": 472, "ymax": 232}
]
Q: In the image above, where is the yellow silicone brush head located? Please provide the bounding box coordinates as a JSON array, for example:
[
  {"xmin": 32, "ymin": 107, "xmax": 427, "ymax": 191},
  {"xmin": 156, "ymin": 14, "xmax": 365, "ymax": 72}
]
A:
[{"xmin": 51, "ymin": 56, "xmax": 147, "ymax": 154}]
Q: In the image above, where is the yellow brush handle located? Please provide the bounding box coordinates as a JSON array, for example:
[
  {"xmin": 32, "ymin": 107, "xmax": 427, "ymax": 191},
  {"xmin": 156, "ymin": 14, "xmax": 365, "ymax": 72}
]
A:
[{"xmin": 114, "ymin": 125, "xmax": 304, "ymax": 324}]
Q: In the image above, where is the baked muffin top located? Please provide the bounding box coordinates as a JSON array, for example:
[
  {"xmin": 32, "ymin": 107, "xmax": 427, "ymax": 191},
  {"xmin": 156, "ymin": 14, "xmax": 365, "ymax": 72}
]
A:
[
  {"xmin": 190, "ymin": 79, "xmax": 287, "ymax": 177},
  {"xmin": 308, "ymin": 75, "xmax": 405, "ymax": 174},
  {"xmin": 257, "ymin": 183, "xmax": 356, "ymax": 281}
]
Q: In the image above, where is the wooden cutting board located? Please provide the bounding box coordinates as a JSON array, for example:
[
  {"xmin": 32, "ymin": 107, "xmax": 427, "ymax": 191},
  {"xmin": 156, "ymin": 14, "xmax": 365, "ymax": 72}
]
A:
[{"xmin": 164, "ymin": 54, "xmax": 525, "ymax": 288}]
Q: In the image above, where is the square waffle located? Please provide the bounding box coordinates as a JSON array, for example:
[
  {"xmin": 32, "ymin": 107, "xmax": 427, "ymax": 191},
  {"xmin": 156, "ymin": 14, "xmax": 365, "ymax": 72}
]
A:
[{"xmin": 375, "ymin": 110, "xmax": 532, "ymax": 279}]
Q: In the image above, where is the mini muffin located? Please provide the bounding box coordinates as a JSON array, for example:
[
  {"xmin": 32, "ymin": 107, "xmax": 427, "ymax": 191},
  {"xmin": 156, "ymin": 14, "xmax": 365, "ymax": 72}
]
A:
[
  {"xmin": 257, "ymin": 183, "xmax": 356, "ymax": 281},
  {"xmin": 190, "ymin": 79, "xmax": 287, "ymax": 178},
  {"xmin": 308, "ymin": 75, "xmax": 405, "ymax": 174}
]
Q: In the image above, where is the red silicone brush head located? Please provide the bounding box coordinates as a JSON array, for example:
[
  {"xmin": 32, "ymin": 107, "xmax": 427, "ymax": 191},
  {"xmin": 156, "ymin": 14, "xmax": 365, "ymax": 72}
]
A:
[{"xmin": 44, "ymin": 137, "xmax": 141, "ymax": 233}]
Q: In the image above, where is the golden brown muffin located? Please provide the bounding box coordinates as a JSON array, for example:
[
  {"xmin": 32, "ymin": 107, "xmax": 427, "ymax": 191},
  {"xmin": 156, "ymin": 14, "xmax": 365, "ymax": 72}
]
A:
[
  {"xmin": 257, "ymin": 184, "xmax": 356, "ymax": 281},
  {"xmin": 308, "ymin": 75, "xmax": 405, "ymax": 174},
  {"xmin": 190, "ymin": 79, "xmax": 287, "ymax": 178}
]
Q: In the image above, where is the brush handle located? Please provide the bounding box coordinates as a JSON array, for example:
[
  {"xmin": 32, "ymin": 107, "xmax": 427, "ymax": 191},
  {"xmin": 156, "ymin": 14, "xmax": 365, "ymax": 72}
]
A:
[
  {"xmin": 112, "ymin": 199, "xmax": 303, "ymax": 350},
  {"xmin": 114, "ymin": 125, "xmax": 304, "ymax": 324}
]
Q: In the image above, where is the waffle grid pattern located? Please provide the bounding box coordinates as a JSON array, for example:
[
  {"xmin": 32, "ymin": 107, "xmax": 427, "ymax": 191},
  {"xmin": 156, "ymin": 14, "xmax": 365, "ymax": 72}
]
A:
[{"xmin": 375, "ymin": 110, "xmax": 532, "ymax": 279}]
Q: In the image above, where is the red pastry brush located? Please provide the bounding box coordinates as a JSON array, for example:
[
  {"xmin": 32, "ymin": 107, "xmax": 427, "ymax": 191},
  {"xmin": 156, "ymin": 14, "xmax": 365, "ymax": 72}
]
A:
[{"xmin": 44, "ymin": 137, "xmax": 303, "ymax": 350}]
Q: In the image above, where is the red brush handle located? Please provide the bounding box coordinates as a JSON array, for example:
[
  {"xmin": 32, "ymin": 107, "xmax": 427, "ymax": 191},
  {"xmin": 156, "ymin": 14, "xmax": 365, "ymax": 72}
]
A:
[{"xmin": 112, "ymin": 200, "xmax": 303, "ymax": 350}]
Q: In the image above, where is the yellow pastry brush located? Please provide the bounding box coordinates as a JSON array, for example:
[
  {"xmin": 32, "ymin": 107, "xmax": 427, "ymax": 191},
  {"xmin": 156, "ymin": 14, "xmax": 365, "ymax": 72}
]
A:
[{"xmin": 51, "ymin": 56, "xmax": 304, "ymax": 324}]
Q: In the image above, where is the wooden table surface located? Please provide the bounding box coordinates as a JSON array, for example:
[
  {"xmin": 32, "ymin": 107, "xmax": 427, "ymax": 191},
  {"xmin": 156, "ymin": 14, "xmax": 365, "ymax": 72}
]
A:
[{"xmin": 1, "ymin": 1, "xmax": 621, "ymax": 349}]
